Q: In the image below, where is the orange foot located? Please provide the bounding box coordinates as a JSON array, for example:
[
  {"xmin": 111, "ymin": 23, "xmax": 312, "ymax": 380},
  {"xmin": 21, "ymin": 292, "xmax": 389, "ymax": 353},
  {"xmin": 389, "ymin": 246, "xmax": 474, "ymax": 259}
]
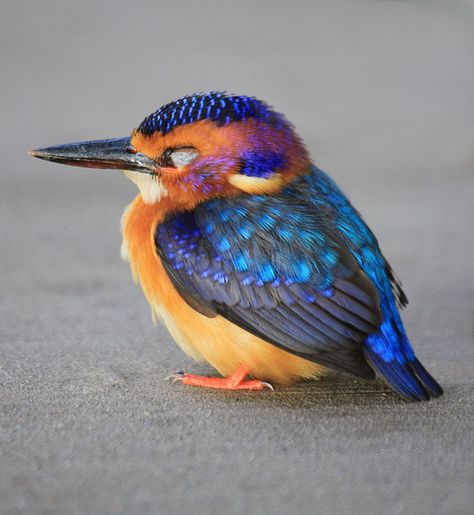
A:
[{"xmin": 166, "ymin": 364, "xmax": 274, "ymax": 391}]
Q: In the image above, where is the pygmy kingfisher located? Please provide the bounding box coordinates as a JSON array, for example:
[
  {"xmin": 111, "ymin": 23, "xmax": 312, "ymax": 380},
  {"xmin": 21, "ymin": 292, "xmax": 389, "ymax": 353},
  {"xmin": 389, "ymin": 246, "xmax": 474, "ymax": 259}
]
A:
[{"xmin": 30, "ymin": 92, "xmax": 443, "ymax": 401}]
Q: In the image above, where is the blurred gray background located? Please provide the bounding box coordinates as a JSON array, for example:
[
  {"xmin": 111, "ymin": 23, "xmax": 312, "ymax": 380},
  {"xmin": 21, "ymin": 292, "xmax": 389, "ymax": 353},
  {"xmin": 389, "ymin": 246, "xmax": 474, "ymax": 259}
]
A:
[{"xmin": 1, "ymin": 1, "xmax": 473, "ymax": 514}]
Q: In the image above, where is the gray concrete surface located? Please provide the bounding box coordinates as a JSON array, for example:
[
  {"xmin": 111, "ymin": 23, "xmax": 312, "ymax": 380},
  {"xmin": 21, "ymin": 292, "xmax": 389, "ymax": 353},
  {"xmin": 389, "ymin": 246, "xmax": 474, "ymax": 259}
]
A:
[{"xmin": 1, "ymin": 1, "xmax": 473, "ymax": 514}]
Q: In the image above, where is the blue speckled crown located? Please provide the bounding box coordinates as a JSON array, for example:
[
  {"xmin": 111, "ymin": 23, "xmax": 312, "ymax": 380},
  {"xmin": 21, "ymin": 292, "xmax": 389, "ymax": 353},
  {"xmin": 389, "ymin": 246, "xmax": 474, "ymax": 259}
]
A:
[{"xmin": 138, "ymin": 92, "xmax": 288, "ymax": 136}]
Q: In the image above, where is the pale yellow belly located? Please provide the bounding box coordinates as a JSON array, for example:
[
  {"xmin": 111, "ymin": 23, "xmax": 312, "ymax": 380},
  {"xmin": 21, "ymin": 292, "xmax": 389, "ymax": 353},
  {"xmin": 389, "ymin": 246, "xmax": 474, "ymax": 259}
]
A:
[{"xmin": 153, "ymin": 300, "xmax": 324, "ymax": 384}]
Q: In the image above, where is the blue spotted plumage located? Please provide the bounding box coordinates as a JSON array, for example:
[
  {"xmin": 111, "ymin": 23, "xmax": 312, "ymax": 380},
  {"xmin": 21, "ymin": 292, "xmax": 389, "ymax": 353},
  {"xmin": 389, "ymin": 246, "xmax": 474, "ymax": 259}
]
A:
[
  {"xmin": 156, "ymin": 165, "xmax": 443, "ymax": 400},
  {"xmin": 138, "ymin": 92, "xmax": 287, "ymax": 136}
]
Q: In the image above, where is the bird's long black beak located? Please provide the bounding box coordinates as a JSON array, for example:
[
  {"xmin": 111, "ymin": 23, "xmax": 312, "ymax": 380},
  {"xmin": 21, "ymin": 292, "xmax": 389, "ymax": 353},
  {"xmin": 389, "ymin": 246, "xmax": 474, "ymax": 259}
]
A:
[{"xmin": 29, "ymin": 137, "xmax": 156, "ymax": 174}]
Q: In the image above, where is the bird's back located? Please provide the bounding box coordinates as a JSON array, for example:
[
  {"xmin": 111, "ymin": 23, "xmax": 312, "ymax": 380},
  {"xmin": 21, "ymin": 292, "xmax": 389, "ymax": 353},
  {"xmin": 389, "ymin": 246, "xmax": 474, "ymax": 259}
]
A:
[{"xmin": 306, "ymin": 166, "xmax": 443, "ymax": 400}]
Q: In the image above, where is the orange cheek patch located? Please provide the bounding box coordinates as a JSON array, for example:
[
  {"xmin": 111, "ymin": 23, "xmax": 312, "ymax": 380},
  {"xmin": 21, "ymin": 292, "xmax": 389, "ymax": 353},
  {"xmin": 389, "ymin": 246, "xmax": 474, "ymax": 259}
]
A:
[
  {"xmin": 130, "ymin": 118, "xmax": 310, "ymax": 206},
  {"xmin": 159, "ymin": 156, "xmax": 239, "ymax": 208}
]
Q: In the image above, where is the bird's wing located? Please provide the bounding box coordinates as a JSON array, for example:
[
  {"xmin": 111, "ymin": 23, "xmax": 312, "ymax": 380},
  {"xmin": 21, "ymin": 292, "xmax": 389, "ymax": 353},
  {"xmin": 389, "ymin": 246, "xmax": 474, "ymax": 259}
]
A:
[{"xmin": 154, "ymin": 193, "xmax": 382, "ymax": 379}]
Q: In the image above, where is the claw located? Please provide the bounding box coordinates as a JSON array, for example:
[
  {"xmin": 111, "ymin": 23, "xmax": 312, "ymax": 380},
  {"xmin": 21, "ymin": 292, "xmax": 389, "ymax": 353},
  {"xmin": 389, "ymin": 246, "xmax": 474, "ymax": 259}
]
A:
[
  {"xmin": 261, "ymin": 381, "xmax": 275, "ymax": 391},
  {"xmin": 165, "ymin": 371, "xmax": 185, "ymax": 383}
]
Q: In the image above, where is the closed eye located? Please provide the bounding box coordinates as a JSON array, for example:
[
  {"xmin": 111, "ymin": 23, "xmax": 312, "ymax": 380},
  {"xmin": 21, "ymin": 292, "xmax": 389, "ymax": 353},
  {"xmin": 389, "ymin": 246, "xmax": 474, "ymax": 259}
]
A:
[{"xmin": 160, "ymin": 147, "xmax": 199, "ymax": 168}]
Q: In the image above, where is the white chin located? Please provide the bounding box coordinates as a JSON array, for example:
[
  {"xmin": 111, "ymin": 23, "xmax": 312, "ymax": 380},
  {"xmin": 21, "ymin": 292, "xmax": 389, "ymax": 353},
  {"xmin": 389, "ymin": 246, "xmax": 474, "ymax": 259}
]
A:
[{"xmin": 123, "ymin": 170, "xmax": 168, "ymax": 204}]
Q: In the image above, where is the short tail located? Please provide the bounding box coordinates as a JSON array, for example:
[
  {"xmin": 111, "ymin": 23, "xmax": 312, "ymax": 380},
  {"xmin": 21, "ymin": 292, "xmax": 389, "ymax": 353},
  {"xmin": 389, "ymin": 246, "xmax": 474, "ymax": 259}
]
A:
[{"xmin": 363, "ymin": 346, "xmax": 443, "ymax": 401}]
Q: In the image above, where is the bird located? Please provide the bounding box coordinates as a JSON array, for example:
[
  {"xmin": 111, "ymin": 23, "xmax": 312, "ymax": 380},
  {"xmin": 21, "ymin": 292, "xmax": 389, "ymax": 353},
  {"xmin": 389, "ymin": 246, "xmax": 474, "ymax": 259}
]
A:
[{"xmin": 30, "ymin": 91, "xmax": 443, "ymax": 401}]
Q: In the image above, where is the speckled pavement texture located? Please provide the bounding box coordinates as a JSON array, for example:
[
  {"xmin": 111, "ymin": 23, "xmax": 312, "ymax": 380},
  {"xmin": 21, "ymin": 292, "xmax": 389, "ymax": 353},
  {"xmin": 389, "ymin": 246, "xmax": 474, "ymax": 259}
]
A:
[{"xmin": 1, "ymin": 1, "xmax": 473, "ymax": 514}]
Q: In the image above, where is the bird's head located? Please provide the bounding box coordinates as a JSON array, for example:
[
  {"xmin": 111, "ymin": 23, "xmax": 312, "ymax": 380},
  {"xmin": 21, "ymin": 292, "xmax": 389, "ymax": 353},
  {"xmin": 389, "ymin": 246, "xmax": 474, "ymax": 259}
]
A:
[{"xmin": 31, "ymin": 92, "xmax": 310, "ymax": 209}]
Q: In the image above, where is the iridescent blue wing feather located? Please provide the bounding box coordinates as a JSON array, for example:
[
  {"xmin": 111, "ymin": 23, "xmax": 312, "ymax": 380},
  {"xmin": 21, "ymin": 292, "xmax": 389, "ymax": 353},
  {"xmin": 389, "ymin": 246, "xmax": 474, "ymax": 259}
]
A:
[
  {"xmin": 155, "ymin": 167, "xmax": 442, "ymax": 400},
  {"xmin": 155, "ymin": 167, "xmax": 443, "ymax": 399},
  {"xmin": 304, "ymin": 167, "xmax": 442, "ymax": 400},
  {"xmin": 155, "ymin": 178, "xmax": 386, "ymax": 379}
]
